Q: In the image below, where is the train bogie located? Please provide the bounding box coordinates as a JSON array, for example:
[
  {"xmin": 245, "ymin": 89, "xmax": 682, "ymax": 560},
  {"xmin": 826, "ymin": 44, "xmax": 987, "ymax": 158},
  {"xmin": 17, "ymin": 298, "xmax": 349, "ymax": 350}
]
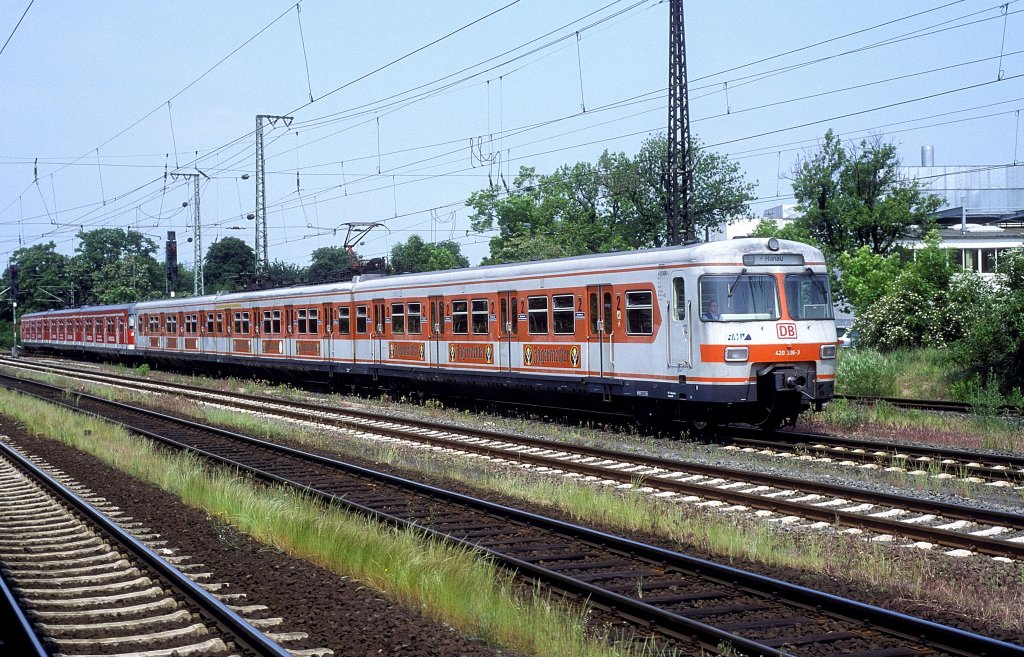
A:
[{"xmin": 19, "ymin": 238, "xmax": 837, "ymax": 430}]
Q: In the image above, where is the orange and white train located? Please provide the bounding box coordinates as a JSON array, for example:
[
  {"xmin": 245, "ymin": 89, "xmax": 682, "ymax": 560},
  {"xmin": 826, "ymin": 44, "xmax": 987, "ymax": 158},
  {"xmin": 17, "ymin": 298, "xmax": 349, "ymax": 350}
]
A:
[{"xmin": 19, "ymin": 238, "xmax": 837, "ymax": 429}]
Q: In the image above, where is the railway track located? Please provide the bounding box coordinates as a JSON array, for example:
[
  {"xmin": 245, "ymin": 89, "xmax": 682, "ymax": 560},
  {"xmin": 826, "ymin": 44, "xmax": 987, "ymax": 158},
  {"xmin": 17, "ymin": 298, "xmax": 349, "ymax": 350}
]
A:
[
  {"xmin": 2, "ymin": 360, "xmax": 1023, "ymax": 561},
  {"xmin": 1, "ymin": 373, "xmax": 1022, "ymax": 657},
  {"xmin": 0, "ymin": 437, "xmax": 304, "ymax": 657},
  {"xmin": 835, "ymin": 393, "xmax": 1022, "ymax": 416},
  {"xmin": 721, "ymin": 426, "xmax": 1024, "ymax": 485}
]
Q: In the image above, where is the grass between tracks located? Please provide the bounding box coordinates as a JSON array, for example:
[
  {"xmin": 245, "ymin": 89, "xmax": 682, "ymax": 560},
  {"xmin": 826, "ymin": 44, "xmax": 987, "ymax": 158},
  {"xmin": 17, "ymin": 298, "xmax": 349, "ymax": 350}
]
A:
[{"xmin": 0, "ymin": 389, "xmax": 677, "ymax": 657}]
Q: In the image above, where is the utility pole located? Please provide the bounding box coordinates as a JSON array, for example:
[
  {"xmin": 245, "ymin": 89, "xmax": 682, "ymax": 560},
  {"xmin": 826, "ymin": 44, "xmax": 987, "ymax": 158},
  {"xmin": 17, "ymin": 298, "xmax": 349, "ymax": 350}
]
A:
[
  {"xmin": 255, "ymin": 114, "xmax": 293, "ymax": 284},
  {"xmin": 665, "ymin": 0, "xmax": 693, "ymax": 245},
  {"xmin": 172, "ymin": 171, "xmax": 210, "ymax": 296}
]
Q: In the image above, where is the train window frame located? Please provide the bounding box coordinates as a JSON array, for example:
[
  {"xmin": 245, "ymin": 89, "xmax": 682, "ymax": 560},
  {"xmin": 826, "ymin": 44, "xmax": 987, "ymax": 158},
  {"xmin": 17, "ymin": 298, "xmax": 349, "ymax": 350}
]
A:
[
  {"xmin": 699, "ymin": 274, "xmax": 780, "ymax": 322},
  {"xmin": 308, "ymin": 308, "xmax": 319, "ymax": 334},
  {"xmin": 624, "ymin": 290, "xmax": 654, "ymax": 335},
  {"xmin": 206, "ymin": 313, "xmax": 215, "ymax": 334},
  {"xmin": 471, "ymin": 299, "xmax": 488, "ymax": 335},
  {"xmin": 185, "ymin": 314, "xmax": 198, "ymax": 334},
  {"xmin": 407, "ymin": 302, "xmax": 422, "ymax": 334},
  {"xmin": 783, "ymin": 273, "xmax": 834, "ymax": 320},
  {"xmin": 297, "ymin": 309, "xmax": 308, "ymax": 334},
  {"xmin": 148, "ymin": 315, "xmax": 160, "ymax": 334},
  {"xmin": 234, "ymin": 312, "xmax": 251, "ymax": 335},
  {"xmin": 391, "ymin": 303, "xmax": 405, "ymax": 334},
  {"xmin": 528, "ymin": 296, "xmax": 549, "ymax": 335},
  {"xmin": 452, "ymin": 300, "xmax": 469, "ymax": 335},
  {"xmin": 164, "ymin": 315, "xmax": 177, "ymax": 334},
  {"xmin": 216, "ymin": 313, "xmax": 224, "ymax": 334},
  {"xmin": 356, "ymin": 305, "xmax": 368, "ymax": 334},
  {"xmin": 552, "ymin": 294, "xmax": 575, "ymax": 335},
  {"xmin": 673, "ymin": 278, "xmax": 685, "ymax": 321},
  {"xmin": 338, "ymin": 307, "xmax": 351, "ymax": 335},
  {"xmin": 262, "ymin": 310, "xmax": 282, "ymax": 334}
]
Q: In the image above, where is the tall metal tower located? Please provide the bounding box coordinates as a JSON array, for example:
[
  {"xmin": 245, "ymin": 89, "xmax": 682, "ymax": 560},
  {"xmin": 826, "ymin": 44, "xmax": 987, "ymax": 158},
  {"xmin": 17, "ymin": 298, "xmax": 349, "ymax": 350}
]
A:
[
  {"xmin": 254, "ymin": 114, "xmax": 293, "ymax": 283},
  {"xmin": 666, "ymin": 0, "xmax": 693, "ymax": 245},
  {"xmin": 171, "ymin": 171, "xmax": 209, "ymax": 296}
]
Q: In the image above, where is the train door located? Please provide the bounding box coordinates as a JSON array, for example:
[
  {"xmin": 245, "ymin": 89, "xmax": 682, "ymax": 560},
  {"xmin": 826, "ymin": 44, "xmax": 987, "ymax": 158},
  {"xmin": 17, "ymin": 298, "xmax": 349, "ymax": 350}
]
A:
[
  {"xmin": 497, "ymin": 291, "xmax": 517, "ymax": 372},
  {"xmin": 323, "ymin": 302, "xmax": 334, "ymax": 361},
  {"xmin": 667, "ymin": 272, "xmax": 691, "ymax": 368},
  {"xmin": 372, "ymin": 299, "xmax": 385, "ymax": 365},
  {"xmin": 587, "ymin": 285, "xmax": 614, "ymax": 377},
  {"xmin": 428, "ymin": 295, "xmax": 444, "ymax": 367}
]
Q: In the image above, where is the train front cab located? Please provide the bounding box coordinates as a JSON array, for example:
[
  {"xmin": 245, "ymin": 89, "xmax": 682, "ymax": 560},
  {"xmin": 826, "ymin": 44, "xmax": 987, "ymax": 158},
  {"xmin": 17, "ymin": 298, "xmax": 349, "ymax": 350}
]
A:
[{"xmin": 690, "ymin": 248, "xmax": 836, "ymax": 429}]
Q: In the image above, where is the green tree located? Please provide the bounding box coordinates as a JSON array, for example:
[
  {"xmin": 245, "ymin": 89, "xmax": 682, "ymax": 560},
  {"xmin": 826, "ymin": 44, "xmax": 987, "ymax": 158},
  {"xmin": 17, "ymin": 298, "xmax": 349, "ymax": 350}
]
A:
[
  {"xmin": 69, "ymin": 228, "xmax": 163, "ymax": 305},
  {"xmin": 390, "ymin": 235, "xmax": 469, "ymax": 273},
  {"xmin": 305, "ymin": 246, "xmax": 357, "ymax": 284},
  {"xmin": 790, "ymin": 130, "xmax": 942, "ymax": 259},
  {"xmin": 266, "ymin": 259, "xmax": 305, "ymax": 287},
  {"xmin": 6, "ymin": 242, "xmax": 72, "ymax": 313},
  {"xmin": 204, "ymin": 237, "xmax": 255, "ymax": 292},
  {"xmin": 467, "ymin": 136, "xmax": 756, "ymax": 264}
]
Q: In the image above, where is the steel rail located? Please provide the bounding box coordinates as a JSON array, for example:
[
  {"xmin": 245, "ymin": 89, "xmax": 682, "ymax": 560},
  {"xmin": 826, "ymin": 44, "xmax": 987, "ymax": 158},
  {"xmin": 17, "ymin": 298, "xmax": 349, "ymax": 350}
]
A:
[
  {"xmin": 2, "ymin": 364, "xmax": 1023, "ymax": 557},
  {"xmin": 0, "ymin": 438, "xmax": 293, "ymax": 657},
  {"xmin": 0, "ymin": 566, "xmax": 48, "ymax": 657},
  {"xmin": 2, "ymin": 374, "xmax": 1023, "ymax": 657}
]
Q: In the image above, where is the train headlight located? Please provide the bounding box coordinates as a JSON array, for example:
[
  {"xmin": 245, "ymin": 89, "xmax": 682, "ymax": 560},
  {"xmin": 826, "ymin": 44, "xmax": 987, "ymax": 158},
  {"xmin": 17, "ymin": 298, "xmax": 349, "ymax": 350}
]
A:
[
  {"xmin": 820, "ymin": 344, "xmax": 837, "ymax": 360},
  {"xmin": 724, "ymin": 347, "xmax": 748, "ymax": 362}
]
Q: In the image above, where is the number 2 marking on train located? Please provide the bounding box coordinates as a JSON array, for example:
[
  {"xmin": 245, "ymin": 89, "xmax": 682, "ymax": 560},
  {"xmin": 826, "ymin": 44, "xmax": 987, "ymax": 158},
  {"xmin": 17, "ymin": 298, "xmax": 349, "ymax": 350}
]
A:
[{"xmin": 777, "ymin": 323, "xmax": 797, "ymax": 339}]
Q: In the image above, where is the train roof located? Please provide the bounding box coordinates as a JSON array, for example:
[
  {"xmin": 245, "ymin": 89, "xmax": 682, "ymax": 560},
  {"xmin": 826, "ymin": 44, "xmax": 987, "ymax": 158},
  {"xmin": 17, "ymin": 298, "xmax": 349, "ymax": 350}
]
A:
[{"xmin": 22, "ymin": 238, "xmax": 825, "ymax": 317}]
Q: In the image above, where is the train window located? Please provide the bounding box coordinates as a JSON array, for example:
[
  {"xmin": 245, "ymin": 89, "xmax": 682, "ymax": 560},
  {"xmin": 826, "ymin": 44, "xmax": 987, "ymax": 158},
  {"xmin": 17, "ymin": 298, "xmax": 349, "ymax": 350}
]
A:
[
  {"xmin": 472, "ymin": 299, "xmax": 488, "ymax": 334},
  {"xmin": 165, "ymin": 315, "xmax": 177, "ymax": 334},
  {"xmin": 356, "ymin": 305, "xmax": 368, "ymax": 334},
  {"xmin": 392, "ymin": 303, "xmax": 405, "ymax": 334},
  {"xmin": 452, "ymin": 300, "xmax": 469, "ymax": 334},
  {"xmin": 700, "ymin": 274, "xmax": 779, "ymax": 321},
  {"xmin": 528, "ymin": 296, "xmax": 548, "ymax": 334},
  {"xmin": 338, "ymin": 307, "xmax": 351, "ymax": 335},
  {"xmin": 86, "ymin": 319, "xmax": 94, "ymax": 337},
  {"xmin": 262, "ymin": 310, "xmax": 282, "ymax": 334},
  {"xmin": 625, "ymin": 291, "xmax": 653, "ymax": 335},
  {"xmin": 552, "ymin": 295, "xmax": 575, "ymax": 335},
  {"xmin": 185, "ymin": 314, "xmax": 198, "ymax": 334},
  {"xmin": 511, "ymin": 297, "xmax": 518, "ymax": 334},
  {"xmin": 233, "ymin": 312, "xmax": 248, "ymax": 334},
  {"xmin": 106, "ymin": 318, "xmax": 116, "ymax": 335},
  {"xmin": 149, "ymin": 315, "xmax": 159, "ymax": 333},
  {"xmin": 308, "ymin": 308, "xmax": 319, "ymax": 334},
  {"xmin": 216, "ymin": 313, "xmax": 224, "ymax": 334},
  {"xmin": 207, "ymin": 313, "xmax": 215, "ymax": 333},
  {"xmin": 407, "ymin": 303, "xmax": 421, "ymax": 334},
  {"xmin": 673, "ymin": 278, "xmax": 685, "ymax": 320},
  {"xmin": 500, "ymin": 298, "xmax": 508, "ymax": 335},
  {"xmin": 297, "ymin": 309, "xmax": 308, "ymax": 334},
  {"xmin": 784, "ymin": 273, "xmax": 834, "ymax": 320}
]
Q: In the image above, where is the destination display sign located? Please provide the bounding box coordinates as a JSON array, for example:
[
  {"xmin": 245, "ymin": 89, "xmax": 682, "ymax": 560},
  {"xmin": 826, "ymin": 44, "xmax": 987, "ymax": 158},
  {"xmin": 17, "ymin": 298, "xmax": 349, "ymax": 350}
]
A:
[{"xmin": 742, "ymin": 253, "xmax": 804, "ymax": 266}]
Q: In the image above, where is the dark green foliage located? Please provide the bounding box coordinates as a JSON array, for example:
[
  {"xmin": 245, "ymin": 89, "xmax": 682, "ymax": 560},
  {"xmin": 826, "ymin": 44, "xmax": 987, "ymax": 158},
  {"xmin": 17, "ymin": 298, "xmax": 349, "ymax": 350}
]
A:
[
  {"xmin": 305, "ymin": 247, "xmax": 357, "ymax": 284},
  {"xmin": 204, "ymin": 237, "xmax": 255, "ymax": 292},
  {"xmin": 467, "ymin": 136, "xmax": 756, "ymax": 264},
  {"xmin": 390, "ymin": 235, "xmax": 469, "ymax": 273}
]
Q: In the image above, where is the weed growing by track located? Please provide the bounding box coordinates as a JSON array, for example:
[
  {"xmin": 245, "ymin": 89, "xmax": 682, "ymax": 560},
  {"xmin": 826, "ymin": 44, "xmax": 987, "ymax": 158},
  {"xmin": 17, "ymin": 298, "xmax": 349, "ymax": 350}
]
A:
[{"xmin": 0, "ymin": 388, "xmax": 685, "ymax": 657}]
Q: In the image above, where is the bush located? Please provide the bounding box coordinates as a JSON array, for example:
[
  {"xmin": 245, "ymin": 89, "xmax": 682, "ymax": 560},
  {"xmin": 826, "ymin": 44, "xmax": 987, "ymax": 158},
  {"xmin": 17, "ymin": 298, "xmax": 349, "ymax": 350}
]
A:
[{"xmin": 834, "ymin": 348, "xmax": 898, "ymax": 397}]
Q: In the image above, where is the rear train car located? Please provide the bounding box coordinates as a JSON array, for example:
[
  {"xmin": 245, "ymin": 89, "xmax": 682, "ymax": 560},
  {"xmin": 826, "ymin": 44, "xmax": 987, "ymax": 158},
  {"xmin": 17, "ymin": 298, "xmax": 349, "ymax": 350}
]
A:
[{"xmin": 18, "ymin": 238, "xmax": 836, "ymax": 428}]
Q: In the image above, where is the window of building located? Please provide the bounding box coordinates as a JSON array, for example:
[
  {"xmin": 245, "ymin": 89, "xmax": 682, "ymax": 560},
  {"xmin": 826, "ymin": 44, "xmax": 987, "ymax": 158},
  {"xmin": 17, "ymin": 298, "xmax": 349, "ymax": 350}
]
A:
[
  {"xmin": 391, "ymin": 303, "xmax": 405, "ymax": 334},
  {"xmin": 552, "ymin": 294, "xmax": 575, "ymax": 334},
  {"xmin": 625, "ymin": 291, "xmax": 654, "ymax": 335},
  {"xmin": 528, "ymin": 296, "xmax": 548, "ymax": 334},
  {"xmin": 452, "ymin": 300, "xmax": 469, "ymax": 334},
  {"xmin": 472, "ymin": 299, "xmax": 489, "ymax": 334},
  {"xmin": 338, "ymin": 307, "xmax": 351, "ymax": 335}
]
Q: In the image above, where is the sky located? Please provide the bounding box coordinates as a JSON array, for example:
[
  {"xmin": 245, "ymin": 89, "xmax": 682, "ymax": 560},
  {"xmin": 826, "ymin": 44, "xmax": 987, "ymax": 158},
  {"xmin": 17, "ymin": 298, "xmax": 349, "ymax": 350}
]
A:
[{"xmin": 1, "ymin": 0, "xmax": 1021, "ymax": 275}]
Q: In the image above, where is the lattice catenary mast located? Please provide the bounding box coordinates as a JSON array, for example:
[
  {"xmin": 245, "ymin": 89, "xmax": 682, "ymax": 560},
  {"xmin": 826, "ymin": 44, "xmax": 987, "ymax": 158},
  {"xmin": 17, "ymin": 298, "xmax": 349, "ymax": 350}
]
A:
[
  {"xmin": 665, "ymin": 0, "xmax": 693, "ymax": 245},
  {"xmin": 255, "ymin": 114, "xmax": 293, "ymax": 283}
]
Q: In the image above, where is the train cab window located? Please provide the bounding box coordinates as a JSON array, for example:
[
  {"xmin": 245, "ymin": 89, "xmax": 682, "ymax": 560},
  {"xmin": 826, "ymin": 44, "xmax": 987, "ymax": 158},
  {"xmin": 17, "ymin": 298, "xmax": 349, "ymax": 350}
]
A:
[
  {"xmin": 472, "ymin": 299, "xmax": 488, "ymax": 334},
  {"xmin": 673, "ymin": 278, "xmax": 685, "ymax": 320},
  {"xmin": 784, "ymin": 273, "xmax": 834, "ymax": 320},
  {"xmin": 528, "ymin": 296, "xmax": 548, "ymax": 334},
  {"xmin": 452, "ymin": 300, "xmax": 469, "ymax": 334},
  {"xmin": 391, "ymin": 303, "xmax": 405, "ymax": 334},
  {"xmin": 207, "ymin": 313, "xmax": 215, "ymax": 334},
  {"xmin": 356, "ymin": 305, "xmax": 368, "ymax": 334},
  {"xmin": 625, "ymin": 291, "xmax": 654, "ymax": 335},
  {"xmin": 165, "ymin": 315, "xmax": 177, "ymax": 334},
  {"xmin": 699, "ymin": 274, "xmax": 780, "ymax": 321},
  {"xmin": 552, "ymin": 295, "xmax": 575, "ymax": 335},
  {"xmin": 338, "ymin": 307, "xmax": 351, "ymax": 335},
  {"xmin": 407, "ymin": 303, "xmax": 421, "ymax": 334}
]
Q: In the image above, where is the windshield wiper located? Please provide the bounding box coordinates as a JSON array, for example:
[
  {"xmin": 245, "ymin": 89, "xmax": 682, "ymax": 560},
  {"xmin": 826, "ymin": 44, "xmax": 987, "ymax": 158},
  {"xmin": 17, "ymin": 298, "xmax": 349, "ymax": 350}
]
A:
[
  {"xmin": 805, "ymin": 267, "xmax": 828, "ymax": 299},
  {"xmin": 728, "ymin": 268, "xmax": 747, "ymax": 297}
]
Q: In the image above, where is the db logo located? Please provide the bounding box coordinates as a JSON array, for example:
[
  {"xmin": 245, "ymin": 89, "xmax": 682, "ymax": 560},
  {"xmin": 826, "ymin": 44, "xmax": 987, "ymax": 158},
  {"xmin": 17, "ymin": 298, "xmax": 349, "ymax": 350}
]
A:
[{"xmin": 776, "ymin": 322, "xmax": 797, "ymax": 339}]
